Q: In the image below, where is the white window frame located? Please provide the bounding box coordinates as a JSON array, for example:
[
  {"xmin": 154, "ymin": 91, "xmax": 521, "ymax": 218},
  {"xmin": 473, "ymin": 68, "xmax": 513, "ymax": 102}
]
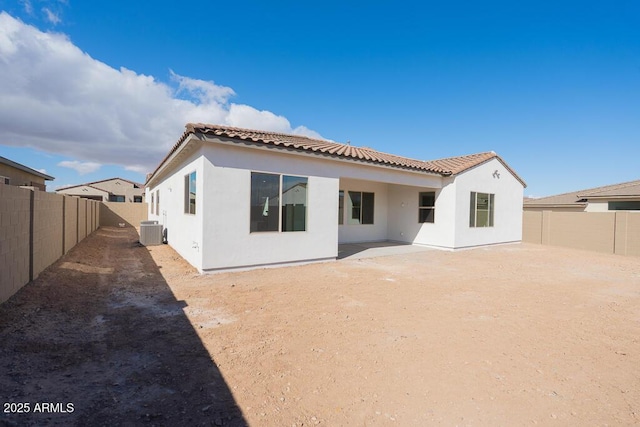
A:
[{"xmin": 470, "ymin": 191, "xmax": 495, "ymax": 228}]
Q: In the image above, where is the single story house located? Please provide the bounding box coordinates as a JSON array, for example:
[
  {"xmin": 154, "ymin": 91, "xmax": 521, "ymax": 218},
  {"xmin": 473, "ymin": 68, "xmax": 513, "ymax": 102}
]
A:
[
  {"xmin": 146, "ymin": 124, "xmax": 526, "ymax": 272},
  {"xmin": 524, "ymin": 180, "xmax": 640, "ymax": 212},
  {"xmin": 56, "ymin": 177, "xmax": 145, "ymax": 203},
  {"xmin": 0, "ymin": 155, "xmax": 54, "ymax": 191}
]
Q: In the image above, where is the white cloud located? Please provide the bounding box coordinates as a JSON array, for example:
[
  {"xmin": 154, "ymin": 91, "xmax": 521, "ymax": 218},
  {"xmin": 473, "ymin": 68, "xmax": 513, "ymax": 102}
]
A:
[
  {"xmin": 42, "ymin": 8, "xmax": 61, "ymax": 24},
  {"xmin": 0, "ymin": 12, "xmax": 324, "ymax": 175},
  {"xmin": 58, "ymin": 160, "xmax": 102, "ymax": 175},
  {"xmin": 37, "ymin": 168, "xmax": 47, "ymax": 174},
  {"xmin": 22, "ymin": 0, "xmax": 34, "ymax": 15}
]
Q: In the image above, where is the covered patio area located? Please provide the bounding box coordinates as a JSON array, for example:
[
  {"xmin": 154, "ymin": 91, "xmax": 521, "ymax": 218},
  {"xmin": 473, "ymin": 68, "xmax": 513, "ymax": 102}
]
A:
[{"xmin": 337, "ymin": 240, "xmax": 434, "ymax": 260}]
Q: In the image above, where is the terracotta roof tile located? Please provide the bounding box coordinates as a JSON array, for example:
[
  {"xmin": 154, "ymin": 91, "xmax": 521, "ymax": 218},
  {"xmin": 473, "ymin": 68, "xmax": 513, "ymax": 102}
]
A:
[
  {"xmin": 524, "ymin": 179, "xmax": 640, "ymax": 207},
  {"xmin": 148, "ymin": 124, "xmax": 525, "ymax": 186}
]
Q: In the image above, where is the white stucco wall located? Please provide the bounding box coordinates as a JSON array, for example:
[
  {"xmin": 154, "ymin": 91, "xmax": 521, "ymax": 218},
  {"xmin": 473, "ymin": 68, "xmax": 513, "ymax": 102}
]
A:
[
  {"xmin": 451, "ymin": 158, "xmax": 524, "ymax": 248},
  {"xmin": 200, "ymin": 143, "xmax": 339, "ymax": 271},
  {"xmin": 338, "ymin": 178, "xmax": 389, "ymax": 243},
  {"xmin": 584, "ymin": 201, "xmax": 609, "ymax": 212},
  {"xmin": 146, "ymin": 135, "xmax": 525, "ymax": 271},
  {"xmin": 147, "ymin": 150, "xmax": 204, "ymax": 270},
  {"xmin": 386, "ymin": 179, "xmax": 457, "ymax": 248}
]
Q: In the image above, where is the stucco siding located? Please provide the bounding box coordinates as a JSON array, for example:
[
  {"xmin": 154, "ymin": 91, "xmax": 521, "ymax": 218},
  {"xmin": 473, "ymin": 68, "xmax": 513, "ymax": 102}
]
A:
[
  {"xmin": 452, "ymin": 158, "xmax": 524, "ymax": 248},
  {"xmin": 386, "ymin": 181, "xmax": 456, "ymax": 248},
  {"xmin": 201, "ymin": 144, "xmax": 338, "ymax": 271},
  {"xmin": 147, "ymin": 151, "xmax": 204, "ymax": 271},
  {"xmin": 338, "ymin": 178, "xmax": 388, "ymax": 244}
]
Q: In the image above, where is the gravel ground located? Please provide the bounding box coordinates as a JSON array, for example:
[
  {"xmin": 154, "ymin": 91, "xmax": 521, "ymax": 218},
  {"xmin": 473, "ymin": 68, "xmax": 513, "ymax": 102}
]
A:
[{"xmin": 1, "ymin": 226, "xmax": 639, "ymax": 426}]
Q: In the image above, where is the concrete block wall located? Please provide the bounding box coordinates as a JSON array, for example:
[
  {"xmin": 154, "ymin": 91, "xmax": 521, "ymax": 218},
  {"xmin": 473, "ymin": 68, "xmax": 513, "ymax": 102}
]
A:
[
  {"xmin": 33, "ymin": 190, "xmax": 64, "ymax": 279},
  {"xmin": 0, "ymin": 186, "xmax": 102, "ymax": 303},
  {"xmin": 78, "ymin": 200, "xmax": 87, "ymax": 241},
  {"xmin": 522, "ymin": 210, "xmax": 640, "ymax": 256},
  {"xmin": 0, "ymin": 184, "xmax": 31, "ymax": 303},
  {"xmin": 64, "ymin": 197, "xmax": 78, "ymax": 253},
  {"xmin": 100, "ymin": 201, "xmax": 148, "ymax": 227}
]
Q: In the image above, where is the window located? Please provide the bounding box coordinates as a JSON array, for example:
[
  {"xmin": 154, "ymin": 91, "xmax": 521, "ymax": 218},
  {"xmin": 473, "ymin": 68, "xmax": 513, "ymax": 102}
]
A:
[
  {"xmin": 0, "ymin": 176, "xmax": 9, "ymax": 185},
  {"xmin": 184, "ymin": 171, "xmax": 196, "ymax": 214},
  {"xmin": 338, "ymin": 190, "xmax": 344, "ymax": 225},
  {"xmin": 282, "ymin": 176, "xmax": 307, "ymax": 231},
  {"xmin": 251, "ymin": 172, "xmax": 308, "ymax": 232},
  {"xmin": 151, "ymin": 193, "xmax": 154, "ymax": 211},
  {"xmin": 348, "ymin": 191, "xmax": 374, "ymax": 225},
  {"xmin": 134, "ymin": 196, "xmax": 142, "ymax": 203},
  {"xmin": 608, "ymin": 201, "xmax": 640, "ymax": 211},
  {"xmin": 109, "ymin": 195, "xmax": 125, "ymax": 202},
  {"xmin": 156, "ymin": 190, "xmax": 160, "ymax": 215},
  {"xmin": 419, "ymin": 192, "xmax": 435, "ymax": 223},
  {"xmin": 470, "ymin": 192, "xmax": 494, "ymax": 227}
]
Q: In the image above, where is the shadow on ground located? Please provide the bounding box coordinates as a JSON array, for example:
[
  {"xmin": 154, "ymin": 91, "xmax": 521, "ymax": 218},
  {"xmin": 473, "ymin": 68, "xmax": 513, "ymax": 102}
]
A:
[
  {"xmin": 337, "ymin": 241, "xmax": 433, "ymax": 260},
  {"xmin": 0, "ymin": 227, "xmax": 246, "ymax": 426}
]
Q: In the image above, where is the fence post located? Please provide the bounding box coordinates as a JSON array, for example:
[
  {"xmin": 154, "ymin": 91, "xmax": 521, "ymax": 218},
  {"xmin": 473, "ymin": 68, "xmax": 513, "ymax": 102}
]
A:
[
  {"xmin": 541, "ymin": 210, "xmax": 551, "ymax": 245},
  {"xmin": 28, "ymin": 190, "xmax": 34, "ymax": 282}
]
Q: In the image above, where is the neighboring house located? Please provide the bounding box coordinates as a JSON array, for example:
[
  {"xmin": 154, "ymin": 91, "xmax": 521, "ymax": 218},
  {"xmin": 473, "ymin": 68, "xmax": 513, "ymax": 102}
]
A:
[
  {"xmin": 0, "ymin": 155, "xmax": 54, "ymax": 191},
  {"xmin": 524, "ymin": 180, "xmax": 640, "ymax": 212},
  {"xmin": 146, "ymin": 124, "xmax": 526, "ymax": 273},
  {"xmin": 56, "ymin": 178, "xmax": 145, "ymax": 203}
]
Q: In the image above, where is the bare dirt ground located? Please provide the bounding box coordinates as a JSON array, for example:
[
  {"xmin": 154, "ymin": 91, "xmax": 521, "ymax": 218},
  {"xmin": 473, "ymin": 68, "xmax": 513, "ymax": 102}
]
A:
[{"xmin": 2, "ymin": 226, "xmax": 640, "ymax": 426}]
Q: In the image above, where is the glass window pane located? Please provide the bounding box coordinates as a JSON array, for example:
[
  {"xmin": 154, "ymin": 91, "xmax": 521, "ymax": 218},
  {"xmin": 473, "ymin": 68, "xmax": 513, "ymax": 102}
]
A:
[
  {"xmin": 362, "ymin": 192, "xmax": 374, "ymax": 224},
  {"xmin": 348, "ymin": 191, "xmax": 361, "ymax": 224},
  {"xmin": 420, "ymin": 192, "xmax": 435, "ymax": 207},
  {"xmin": 188, "ymin": 171, "xmax": 196, "ymax": 214},
  {"xmin": 282, "ymin": 175, "xmax": 307, "ymax": 232},
  {"xmin": 338, "ymin": 190, "xmax": 344, "ymax": 225},
  {"xmin": 609, "ymin": 201, "xmax": 640, "ymax": 210},
  {"xmin": 419, "ymin": 208, "xmax": 434, "ymax": 223},
  {"xmin": 250, "ymin": 172, "xmax": 280, "ymax": 232}
]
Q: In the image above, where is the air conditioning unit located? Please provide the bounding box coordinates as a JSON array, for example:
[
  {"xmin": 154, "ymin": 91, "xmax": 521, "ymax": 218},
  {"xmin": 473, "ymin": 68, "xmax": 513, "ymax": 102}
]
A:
[
  {"xmin": 140, "ymin": 220, "xmax": 158, "ymax": 225},
  {"xmin": 140, "ymin": 223, "xmax": 163, "ymax": 246}
]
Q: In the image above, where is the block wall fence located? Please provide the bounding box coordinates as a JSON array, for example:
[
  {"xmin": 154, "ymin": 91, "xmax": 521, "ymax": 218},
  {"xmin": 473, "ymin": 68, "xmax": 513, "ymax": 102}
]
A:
[
  {"xmin": 523, "ymin": 210, "xmax": 640, "ymax": 256},
  {"xmin": 1, "ymin": 184, "xmax": 148, "ymax": 303}
]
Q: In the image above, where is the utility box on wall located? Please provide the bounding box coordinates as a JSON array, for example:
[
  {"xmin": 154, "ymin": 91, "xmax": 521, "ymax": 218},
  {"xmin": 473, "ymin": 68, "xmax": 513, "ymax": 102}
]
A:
[{"xmin": 140, "ymin": 223, "xmax": 163, "ymax": 246}]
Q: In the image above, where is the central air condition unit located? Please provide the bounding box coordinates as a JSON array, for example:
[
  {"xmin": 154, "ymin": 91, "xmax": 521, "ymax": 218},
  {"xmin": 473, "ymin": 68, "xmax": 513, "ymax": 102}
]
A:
[
  {"xmin": 140, "ymin": 223, "xmax": 163, "ymax": 246},
  {"xmin": 141, "ymin": 220, "xmax": 158, "ymax": 225}
]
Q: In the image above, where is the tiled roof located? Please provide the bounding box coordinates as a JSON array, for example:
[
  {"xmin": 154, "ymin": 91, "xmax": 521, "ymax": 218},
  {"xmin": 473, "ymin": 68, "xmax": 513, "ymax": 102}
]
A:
[
  {"xmin": 149, "ymin": 124, "xmax": 525, "ymax": 185},
  {"xmin": 524, "ymin": 179, "xmax": 640, "ymax": 207},
  {"xmin": 579, "ymin": 180, "xmax": 640, "ymax": 198},
  {"xmin": 56, "ymin": 177, "xmax": 144, "ymax": 192}
]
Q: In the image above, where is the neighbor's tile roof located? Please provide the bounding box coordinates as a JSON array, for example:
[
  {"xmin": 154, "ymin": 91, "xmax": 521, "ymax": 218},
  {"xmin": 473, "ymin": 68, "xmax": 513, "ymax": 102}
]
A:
[
  {"xmin": 149, "ymin": 124, "xmax": 525, "ymax": 185},
  {"xmin": 56, "ymin": 177, "xmax": 144, "ymax": 192},
  {"xmin": 524, "ymin": 179, "xmax": 640, "ymax": 207},
  {"xmin": 579, "ymin": 180, "xmax": 640, "ymax": 198}
]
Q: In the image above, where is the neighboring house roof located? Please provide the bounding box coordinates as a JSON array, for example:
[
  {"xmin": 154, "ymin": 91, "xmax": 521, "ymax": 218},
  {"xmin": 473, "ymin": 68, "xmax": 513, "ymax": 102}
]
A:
[
  {"xmin": 62, "ymin": 184, "xmax": 111, "ymax": 195},
  {"xmin": 56, "ymin": 177, "xmax": 144, "ymax": 192},
  {"xmin": 524, "ymin": 179, "xmax": 640, "ymax": 208},
  {"xmin": 0, "ymin": 155, "xmax": 55, "ymax": 180},
  {"xmin": 148, "ymin": 124, "xmax": 526, "ymax": 186}
]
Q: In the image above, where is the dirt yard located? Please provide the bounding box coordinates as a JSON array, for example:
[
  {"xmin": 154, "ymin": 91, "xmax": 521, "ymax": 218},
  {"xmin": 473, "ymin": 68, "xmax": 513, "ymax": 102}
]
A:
[{"xmin": 1, "ymin": 227, "xmax": 639, "ymax": 426}]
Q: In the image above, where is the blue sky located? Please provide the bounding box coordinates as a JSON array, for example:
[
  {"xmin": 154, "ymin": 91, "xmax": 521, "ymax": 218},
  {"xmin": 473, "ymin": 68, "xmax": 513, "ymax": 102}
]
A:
[{"xmin": 0, "ymin": 0, "xmax": 638, "ymax": 196}]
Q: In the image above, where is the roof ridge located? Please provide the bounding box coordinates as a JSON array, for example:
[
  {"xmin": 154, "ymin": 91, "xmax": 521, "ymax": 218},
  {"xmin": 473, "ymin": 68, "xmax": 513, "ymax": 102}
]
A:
[
  {"xmin": 579, "ymin": 179, "xmax": 640, "ymax": 196},
  {"xmin": 56, "ymin": 177, "xmax": 143, "ymax": 191},
  {"xmin": 187, "ymin": 123, "xmax": 335, "ymax": 145},
  {"xmin": 147, "ymin": 124, "xmax": 523, "ymax": 187}
]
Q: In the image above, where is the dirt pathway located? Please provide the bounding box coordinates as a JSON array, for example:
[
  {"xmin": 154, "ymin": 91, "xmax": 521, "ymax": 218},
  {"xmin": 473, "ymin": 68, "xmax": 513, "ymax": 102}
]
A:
[
  {"xmin": 1, "ymin": 227, "xmax": 245, "ymax": 426},
  {"xmin": 2, "ymin": 226, "xmax": 640, "ymax": 426}
]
